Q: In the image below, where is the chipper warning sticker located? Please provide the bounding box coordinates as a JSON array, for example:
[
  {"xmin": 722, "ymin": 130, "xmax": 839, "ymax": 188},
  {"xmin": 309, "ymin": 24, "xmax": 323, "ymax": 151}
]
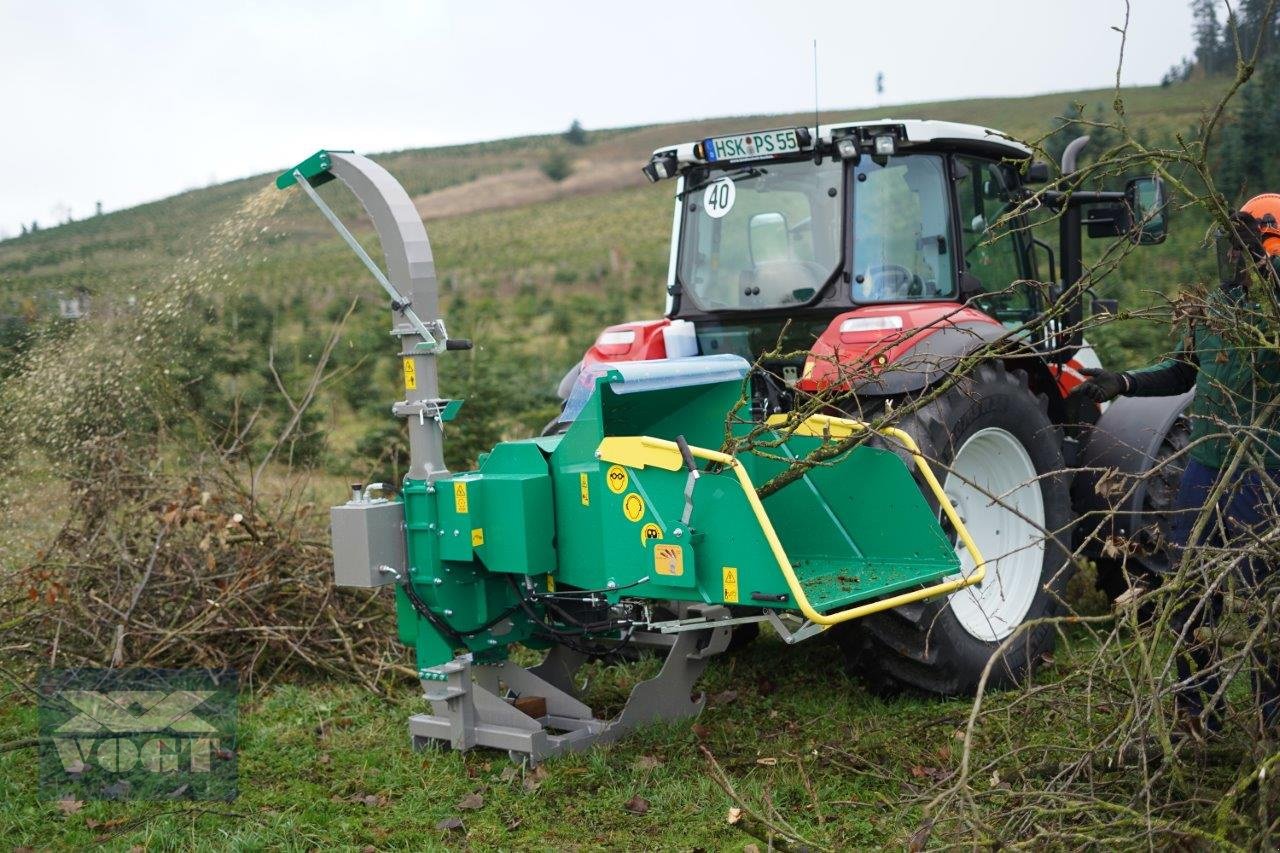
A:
[
  {"xmin": 622, "ymin": 493, "xmax": 645, "ymax": 522},
  {"xmin": 654, "ymin": 544, "xmax": 683, "ymax": 577},
  {"xmin": 606, "ymin": 465, "xmax": 629, "ymax": 494},
  {"xmin": 722, "ymin": 567, "xmax": 740, "ymax": 603},
  {"xmin": 402, "ymin": 357, "xmax": 417, "ymax": 391},
  {"xmin": 640, "ymin": 523, "xmax": 662, "ymax": 546}
]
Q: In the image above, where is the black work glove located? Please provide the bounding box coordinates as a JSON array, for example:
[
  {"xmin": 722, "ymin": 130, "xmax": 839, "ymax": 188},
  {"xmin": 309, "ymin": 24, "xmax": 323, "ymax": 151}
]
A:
[
  {"xmin": 1229, "ymin": 212, "xmax": 1268, "ymax": 261},
  {"xmin": 1072, "ymin": 367, "xmax": 1130, "ymax": 403}
]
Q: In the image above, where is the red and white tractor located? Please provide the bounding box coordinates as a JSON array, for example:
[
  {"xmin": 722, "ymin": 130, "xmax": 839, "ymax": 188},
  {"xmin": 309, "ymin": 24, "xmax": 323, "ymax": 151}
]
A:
[{"xmin": 555, "ymin": 119, "xmax": 1183, "ymax": 695}]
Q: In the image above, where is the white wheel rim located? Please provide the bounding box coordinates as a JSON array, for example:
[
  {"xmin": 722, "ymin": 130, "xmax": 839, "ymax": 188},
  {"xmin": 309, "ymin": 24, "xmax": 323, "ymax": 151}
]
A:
[{"xmin": 941, "ymin": 427, "xmax": 1046, "ymax": 642}]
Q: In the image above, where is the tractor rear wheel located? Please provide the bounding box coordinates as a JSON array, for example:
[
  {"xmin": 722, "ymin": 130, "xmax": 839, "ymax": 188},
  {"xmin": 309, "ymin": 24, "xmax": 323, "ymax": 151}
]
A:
[{"xmin": 836, "ymin": 361, "xmax": 1072, "ymax": 696}]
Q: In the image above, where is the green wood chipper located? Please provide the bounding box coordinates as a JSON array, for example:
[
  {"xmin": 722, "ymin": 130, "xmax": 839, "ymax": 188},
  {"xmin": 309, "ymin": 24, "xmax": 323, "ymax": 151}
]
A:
[{"xmin": 277, "ymin": 150, "xmax": 983, "ymax": 763}]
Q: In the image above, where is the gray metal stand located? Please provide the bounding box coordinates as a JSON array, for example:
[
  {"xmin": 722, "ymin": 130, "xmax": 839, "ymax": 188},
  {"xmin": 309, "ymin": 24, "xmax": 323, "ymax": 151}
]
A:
[{"xmin": 409, "ymin": 606, "xmax": 732, "ymax": 763}]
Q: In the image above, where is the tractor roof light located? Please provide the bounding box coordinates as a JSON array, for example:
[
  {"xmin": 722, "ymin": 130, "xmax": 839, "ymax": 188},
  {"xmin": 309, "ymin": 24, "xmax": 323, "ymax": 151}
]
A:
[
  {"xmin": 874, "ymin": 134, "xmax": 897, "ymax": 156},
  {"xmin": 642, "ymin": 152, "xmax": 679, "ymax": 183},
  {"xmin": 836, "ymin": 137, "xmax": 860, "ymax": 161}
]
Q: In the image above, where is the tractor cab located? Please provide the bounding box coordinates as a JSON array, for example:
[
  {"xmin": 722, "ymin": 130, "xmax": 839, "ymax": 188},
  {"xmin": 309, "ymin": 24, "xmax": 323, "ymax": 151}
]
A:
[{"xmin": 596, "ymin": 119, "xmax": 1168, "ymax": 415}]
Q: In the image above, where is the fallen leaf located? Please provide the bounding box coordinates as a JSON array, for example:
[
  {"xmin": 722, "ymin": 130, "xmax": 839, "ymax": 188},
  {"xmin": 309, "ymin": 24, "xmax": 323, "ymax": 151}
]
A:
[
  {"xmin": 457, "ymin": 793, "xmax": 484, "ymax": 811},
  {"xmin": 361, "ymin": 846, "xmax": 377, "ymax": 853},
  {"xmin": 908, "ymin": 818, "xmax": 935, "ymax": 852},
  {"xmin": 436, "ymin": 816, "xmax": 464, "ymax": 832},
  {"xmin": 710, "ymin": 689, "xmax": 738, "ymax": 707},
  {"xmin": 691, "ymin": 723, "xmax": 711, "ymax": 740},
  {"xmin": 937, "ymin": 744, "xmax": 952, "ymax": 762},
  {"xmin": 505, "ymin": 818, "xmax": 522, "ymax": 832},
  {"xmin": 744, "ymin": 845, "xmax": 761, "ymax": 853},
  {"xmin": 318, "ymin": 753, "xmax": 331, "ymax": 765},
  {"xmin": 910, "ymin": 765, "xmax": 949, "ymax": 782},
  {"xmin": 623, "ymin": 795, "xmax": 650, "ymax": 815},
  {"xmin": 499, "ymin": 765, "xmax": 519, "ymax": 783},
  {"xmin": 64, "ymin": 759, "xmax": 88, "ymax": 776},
  {"xmin": 56, "ymin": 797, "xmax": 83, "ymax": 815},
  {"xmin": 727, "ymin": 806, "xmax": 744, "ymax": 825},
  {"xmin": 632, "ymin": 755, "xmax": 661, "ymax": 771},
  {"xmin": 756, "ymin": 757, "xmax": 777, "ymax": 766},
  {"xmin": 952, "ymin": 728, "xmax": 966, "ymax": 741}
]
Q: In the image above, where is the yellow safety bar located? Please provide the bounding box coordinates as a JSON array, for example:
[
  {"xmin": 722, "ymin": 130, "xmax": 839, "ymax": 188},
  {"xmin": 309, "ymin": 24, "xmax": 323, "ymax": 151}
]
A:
[{"xmin": 596, "ymin": 413, "xmax": 986, "ymax": 627}]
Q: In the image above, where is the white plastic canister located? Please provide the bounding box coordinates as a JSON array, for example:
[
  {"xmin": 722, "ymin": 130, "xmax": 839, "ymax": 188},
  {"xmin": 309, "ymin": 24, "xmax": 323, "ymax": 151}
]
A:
[{"xmin": 661, "ymin": 319, "xmax": 699, "ymax": 358}]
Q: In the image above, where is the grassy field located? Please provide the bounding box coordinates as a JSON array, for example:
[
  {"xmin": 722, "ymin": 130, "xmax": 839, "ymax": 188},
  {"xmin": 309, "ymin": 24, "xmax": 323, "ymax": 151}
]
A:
[
  {"xmin": 0, "ymin": 75, "xmax": 1252, "ymax": 848},
  {"xmin": 1, "ymin": 630, "xmax": 1032, "ymax": 849}
]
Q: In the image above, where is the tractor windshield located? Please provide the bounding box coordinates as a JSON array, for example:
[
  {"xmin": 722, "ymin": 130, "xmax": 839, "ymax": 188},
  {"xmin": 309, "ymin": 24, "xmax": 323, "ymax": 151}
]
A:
[{"xmin": 677, "ymin": 158, "xmax": 843, "ymax": 311}]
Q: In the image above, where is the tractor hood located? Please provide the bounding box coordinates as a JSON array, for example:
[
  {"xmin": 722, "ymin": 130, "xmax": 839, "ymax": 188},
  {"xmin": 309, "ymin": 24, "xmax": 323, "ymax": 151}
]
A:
[{"xmin": 798, "ymin": 303, "xmax": 1004, "ymax": 395}]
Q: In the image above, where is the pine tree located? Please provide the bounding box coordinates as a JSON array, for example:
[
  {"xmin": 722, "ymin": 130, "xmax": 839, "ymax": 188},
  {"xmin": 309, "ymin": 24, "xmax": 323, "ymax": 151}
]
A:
[
  {"xmin": 1192, "ymin": 0, "xmax": 1224, "ymax": 75},
  {"xmin": 1215, "ymin": 55, "xmax": 1280, "ymax": 202},
  {"xmin": 563, "ymin": 119, "xmax": 587, "ymax": 146}
]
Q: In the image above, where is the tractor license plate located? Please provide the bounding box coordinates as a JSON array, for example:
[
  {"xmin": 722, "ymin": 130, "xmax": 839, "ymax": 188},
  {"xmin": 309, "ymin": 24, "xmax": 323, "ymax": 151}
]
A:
[{"xmin": 703, "ymin": 128, "xmax": 801, "ymax": 163}]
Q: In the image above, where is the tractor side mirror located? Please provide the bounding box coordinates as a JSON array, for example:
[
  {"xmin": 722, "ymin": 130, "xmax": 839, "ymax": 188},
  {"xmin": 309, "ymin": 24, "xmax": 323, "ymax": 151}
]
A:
[
  {"xmin": 748, "ymin": 212, "xmax": 789, "ymax": 263},
  {"xmin": 1024, "ymin": 161, "xmax": 1051, "ymax": 184},
  {"xmin": 1092, "ymin": 296, "xmax": 1119, "ymax": 317},
  {"xmin": 1125, "ymin": 175, "xmax": 1168, "ymax": 245}
]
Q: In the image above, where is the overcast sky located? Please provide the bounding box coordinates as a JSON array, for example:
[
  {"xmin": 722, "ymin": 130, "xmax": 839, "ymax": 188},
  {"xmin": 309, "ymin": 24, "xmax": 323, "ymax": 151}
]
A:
[{"xmin": 0, "ymin": 0, "xmax": 1193, "ymax": 237}]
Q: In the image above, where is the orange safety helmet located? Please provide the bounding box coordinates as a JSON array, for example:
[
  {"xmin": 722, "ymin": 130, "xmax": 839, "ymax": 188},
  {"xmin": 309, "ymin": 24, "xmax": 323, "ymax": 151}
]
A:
[{"xmin": 1240, "ymin": 193, "xmax": 1280, "ymax": 256}]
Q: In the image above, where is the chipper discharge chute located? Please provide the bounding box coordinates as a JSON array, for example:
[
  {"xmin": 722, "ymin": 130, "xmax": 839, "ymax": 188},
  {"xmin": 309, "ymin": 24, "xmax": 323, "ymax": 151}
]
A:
[{"xmin": 278, "ymin": 150, "xmax": 984, "ymax": 763}]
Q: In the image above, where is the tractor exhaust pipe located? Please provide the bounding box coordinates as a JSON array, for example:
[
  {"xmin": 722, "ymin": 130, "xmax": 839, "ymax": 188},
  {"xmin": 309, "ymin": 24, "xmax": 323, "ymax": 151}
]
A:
[{"xmin": 1060, "ymin": 134, "xmax": 1090, "ymax": 176}]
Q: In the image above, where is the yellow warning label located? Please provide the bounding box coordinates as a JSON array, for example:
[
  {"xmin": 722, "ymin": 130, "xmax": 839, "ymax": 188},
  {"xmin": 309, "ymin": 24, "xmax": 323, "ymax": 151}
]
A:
[
  {"xmin": 546, "ymin": 574, "xmax": 556, "ymax": 593},
  {"xmin": 471, "ymin": 528, "xmax": 484, "ymax": 547},
  {"xmin": 654, "ymin": 544, "xmax": 683, "ymax": 577},
  {"xmin": 453, "ymin": 481, "xmax": 469, "ymax": 514},
  {"xmin": 622, "ymin": 492, "xmax": 645, "ymax": 522},
  {"xmin": 722, "ymin": 567, "xmax": 740, "ymax": 603},
  {"xmin": 606, "ymin": 464, "xmax": 629, "ymax": 494},
  {"xmin": 402, "ymin": 356, "xmax": 417, "ymax": 390},
  {"xmin": 640, "ymin": 522, "xmax": 663, "ymax": 546},
  {"xmin": 579, "ymin": 472, "xmax": 590, "ymax": 506}
]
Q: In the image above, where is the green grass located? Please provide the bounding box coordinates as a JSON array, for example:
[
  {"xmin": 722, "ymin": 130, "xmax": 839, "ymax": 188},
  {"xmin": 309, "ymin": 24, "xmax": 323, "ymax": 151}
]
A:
[{"xmin": 0, "ymin": 631, "xmax": 987, "ymax": 849}]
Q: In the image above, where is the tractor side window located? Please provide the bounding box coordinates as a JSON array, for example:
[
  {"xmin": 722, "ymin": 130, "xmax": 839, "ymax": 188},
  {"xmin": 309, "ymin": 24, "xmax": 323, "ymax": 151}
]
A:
[
  {"xmin": 850, "ymin": 154, "xmax": 955, "ymax": 302},
  {"xmin": 954, "ymin": 157, "xmax": 1035, "ymax": 324}
]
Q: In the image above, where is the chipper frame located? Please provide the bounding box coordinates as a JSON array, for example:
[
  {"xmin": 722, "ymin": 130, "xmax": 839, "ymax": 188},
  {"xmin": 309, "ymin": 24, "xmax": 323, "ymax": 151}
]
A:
[{"xmin": 277, "ymin": 150, "xmax": 986, "ymax": 764}]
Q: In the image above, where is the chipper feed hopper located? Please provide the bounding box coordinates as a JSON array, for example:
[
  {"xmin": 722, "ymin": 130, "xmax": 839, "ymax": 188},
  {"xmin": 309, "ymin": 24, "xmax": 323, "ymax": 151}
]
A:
[{"xmin": 277, "ymin": 150, "xmax": 984, "ymax": 763}]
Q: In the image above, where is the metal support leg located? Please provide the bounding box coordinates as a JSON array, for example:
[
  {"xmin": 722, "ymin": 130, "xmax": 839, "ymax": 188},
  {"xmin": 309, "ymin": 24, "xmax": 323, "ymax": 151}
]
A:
[{"xmin": 408, "ymin": 606, "xmax": 733, "ymax": 763}]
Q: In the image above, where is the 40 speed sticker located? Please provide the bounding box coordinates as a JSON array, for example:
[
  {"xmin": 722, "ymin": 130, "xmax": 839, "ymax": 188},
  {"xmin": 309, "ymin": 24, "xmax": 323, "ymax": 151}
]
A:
[{"xmin": 702, "ymin": 177, "xmax": 736, "ymax": 220}]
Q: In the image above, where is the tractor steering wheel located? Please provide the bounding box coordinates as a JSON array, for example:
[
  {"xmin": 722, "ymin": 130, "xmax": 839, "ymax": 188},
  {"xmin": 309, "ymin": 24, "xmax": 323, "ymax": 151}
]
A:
[{"xmin": 862, "ymin": 264, "xmax": 918, "ymax": 300}]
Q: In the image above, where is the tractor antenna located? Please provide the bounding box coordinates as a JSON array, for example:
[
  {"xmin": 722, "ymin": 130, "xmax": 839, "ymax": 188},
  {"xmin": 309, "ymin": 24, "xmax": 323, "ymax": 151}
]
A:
[{"xmin": 812, "ymin": 39, "xmax": 821, "ymax": 164}]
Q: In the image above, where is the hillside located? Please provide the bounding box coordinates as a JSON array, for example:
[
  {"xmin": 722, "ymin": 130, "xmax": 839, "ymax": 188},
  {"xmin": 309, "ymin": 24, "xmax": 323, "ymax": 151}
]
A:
[{"xmin": 0, "ymin": 76, "xmax": 1232, "ymax": 481}]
